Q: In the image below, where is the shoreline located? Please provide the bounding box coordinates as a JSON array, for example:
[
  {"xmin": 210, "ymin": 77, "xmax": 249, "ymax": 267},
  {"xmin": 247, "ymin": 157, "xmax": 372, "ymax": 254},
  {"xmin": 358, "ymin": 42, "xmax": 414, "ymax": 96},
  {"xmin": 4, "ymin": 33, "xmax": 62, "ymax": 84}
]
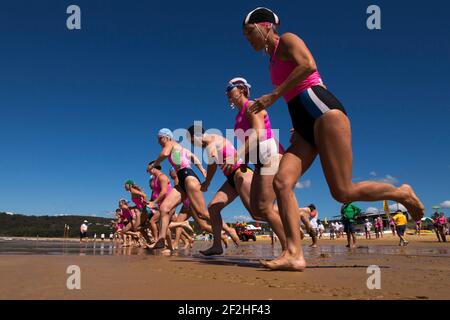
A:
[{"xmin": 0, "ymin": 235, "xmax": 448, "ymax": 300}]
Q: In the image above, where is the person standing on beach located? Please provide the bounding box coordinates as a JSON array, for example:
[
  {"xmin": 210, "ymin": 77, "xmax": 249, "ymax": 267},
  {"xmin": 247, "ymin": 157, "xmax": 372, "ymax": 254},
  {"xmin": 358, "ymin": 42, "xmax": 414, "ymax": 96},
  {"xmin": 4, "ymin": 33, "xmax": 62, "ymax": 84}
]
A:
[
  {"xmin": 433, "ymin": 212, "xmax": 447, "ymax": 242},
  {"xmin": 80, "ymin": 220, "xmax": 88, "ymax": 242},
  {"xmin": 392, "ymin": 210, "xmax": 409, "ymax": 246},
  {"xmin": 389, "ymin": 216, "xmax": 396, "ymax": 236},
  {"xmin": 241, "ymin": 6, "xmax": 424, "ymax": 271},
  {"xmin": 317, "ymin": 220, "xmax": 325, "ymax": 239},
  {"xmin": 364, "ymin": 219, "xmax": 372, "ymax": 240},
  {"xmin": 375, "ymin": 217, "xmax": 383, "ymax": 238},
  {"xmin": 415, "ymin": 218, "xmax": 422, "ymax": 235},
  {"xmin": 341, "ymin": 203, "xmax": 361, "ymax": 248}
]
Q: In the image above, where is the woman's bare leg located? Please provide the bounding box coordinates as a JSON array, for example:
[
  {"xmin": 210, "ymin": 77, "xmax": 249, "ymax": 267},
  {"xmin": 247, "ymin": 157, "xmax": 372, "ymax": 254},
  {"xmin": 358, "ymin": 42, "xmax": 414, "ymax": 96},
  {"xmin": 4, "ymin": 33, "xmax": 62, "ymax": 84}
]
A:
[
  {"xmin": 200, "ymin": 182, "xmax": 238, "ymax": 256},
  {"xmin": 185, "ymin": 177, "xmax": 239, "ymax": 245},
  {"xmin": 173, "ymin": 212, "xmax": 189, "ymax": 249},
  {"xmin": 262, "ymin": 133, "xmax": 318, "ymax": 271},
  {"xmin": 148, "ymin": 188, "xmax": 182, "ymax": 249},
  {"xmin": 251, "ymin": 157, "xmax": 287, "ymax": 251},
  {"xmin": 315, "ymin": 110, "xmax": 424, "ymax": 220},
  {"xmin": 149, "ymin": 210, "xmax": 160, "ymax": 241}
]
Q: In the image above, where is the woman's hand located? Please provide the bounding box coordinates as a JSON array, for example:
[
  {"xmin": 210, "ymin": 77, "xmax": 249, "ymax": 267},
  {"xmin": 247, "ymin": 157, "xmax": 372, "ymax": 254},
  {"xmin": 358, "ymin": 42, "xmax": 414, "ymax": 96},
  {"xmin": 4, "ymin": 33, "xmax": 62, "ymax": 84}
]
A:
[
  {"xmin": 200, "ymin": 181, "xmax": 210, "ymax": 192},
  {"xmin": 248, "ymin": 93, "xmax": 279, "ymax": 114}
]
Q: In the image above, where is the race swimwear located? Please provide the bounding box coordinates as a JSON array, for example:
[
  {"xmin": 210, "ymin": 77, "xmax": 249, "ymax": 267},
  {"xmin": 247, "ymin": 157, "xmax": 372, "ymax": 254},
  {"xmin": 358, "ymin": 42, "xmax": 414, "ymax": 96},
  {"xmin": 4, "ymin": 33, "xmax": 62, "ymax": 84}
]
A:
[
  {"xmin": 122, "ymin": 208, "xmax": 134, "ymax": 221},
  {"xmin": 150, "ymin": 173, "xmax": 173, "ymax": 206},
  {"xmin": 234, "ymin": 100, "xmax": 284, "ymax": 167},
  {"xmin": 182, "ymin": 198, "xmax": 190, "ymax": 209},
  {"xmin": 270, "ymin": 38, "xmax": 347, "ymax": 147},
  {"xmin": 225, "ymin": 165, "xmax": 254, "ymax": 190},
  {"xmin": 132, "ymin": 196, "xmax": 146, "ymax": 211},
  {"xmin": 176, "ymin": 168, "xmax": 201, "ymax": 193},
  {"xmin": 168, "ymin": 145, "xmax": 201, "ymax": 193}
]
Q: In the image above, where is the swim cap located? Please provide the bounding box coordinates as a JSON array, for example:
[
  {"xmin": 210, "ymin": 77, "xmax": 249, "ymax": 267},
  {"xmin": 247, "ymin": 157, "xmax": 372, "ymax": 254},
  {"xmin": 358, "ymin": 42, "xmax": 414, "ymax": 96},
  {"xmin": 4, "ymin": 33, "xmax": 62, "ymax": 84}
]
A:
[
  {"xmin": 148, "ymin": 161, "xmax": 162, "ymax": 170},
  {"xmin": 187, "ymin": 124, "xmax": 205, "ymax": 139},
  {"xmin": 125, "ymin": 180, "xmax": 135, "ymax": 186},
  {"xmin": 226, "ymin": 77, "xmax": 251, "ymax": 97},
  {"xmin": 158, "ymin": 128, "xmax": 173, "ymax": 139},
  {"xmin": 243, "ymin": 7, "xmax": 280, "ymax": 26}
]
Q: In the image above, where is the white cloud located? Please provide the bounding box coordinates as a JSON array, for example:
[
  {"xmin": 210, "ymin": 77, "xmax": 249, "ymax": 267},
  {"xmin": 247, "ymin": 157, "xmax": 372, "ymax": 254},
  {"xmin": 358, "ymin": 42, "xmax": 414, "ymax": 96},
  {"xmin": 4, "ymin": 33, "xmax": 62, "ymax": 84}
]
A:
[
  {"xmin": 365, "ymin": 207, "xmax": 380, "ymax": 214},
  {"xmin": 369, "ymin": 171, "xmax": 377, "ymax": 177},
  {"xmin": 5, "ymin": 212, "xmax": 15, "ymax": 215},
  {"xmin": 376, "ymin": 174, "xmax": 399, "ymax": 185},
  {"xmin": 232, "ymin": 215, "xmax": 252, "ymax": 222},
  {"xmin": 440, "ymin": 201, "xmax": 450, "ymax": 209},
  {"xmin": 295, "ymin": 180, "xmax": 312, "ymax": 189}
]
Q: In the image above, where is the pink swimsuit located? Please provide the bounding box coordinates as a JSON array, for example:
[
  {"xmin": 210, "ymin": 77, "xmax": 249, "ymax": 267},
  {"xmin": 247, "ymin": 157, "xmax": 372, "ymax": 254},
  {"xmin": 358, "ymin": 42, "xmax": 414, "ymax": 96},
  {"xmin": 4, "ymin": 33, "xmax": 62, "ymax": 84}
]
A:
[
  {"xmin": 216, "ymin": 138, "xmax": 243, "ymax": 177},
  {"xmin": 270, "ymin": 39, "xmax": 323, "ymax": 103},
  {"xmin": 168, "ymin": 146, "xmax": 191, "ymax": 172},
  {"xmin": 234, "ymin": 100, "xmax": 273, "ymax": 142},
  {"xmin": 234, "ymin": 100, "xmax": 285, "ymax": 155},
  {"xmin": 151, "ymin": 173, "xmax": 173, "ymax": 206},
  {"xmin": 132, "ymin": 196, "xmax": 145, "ymax": 211}
]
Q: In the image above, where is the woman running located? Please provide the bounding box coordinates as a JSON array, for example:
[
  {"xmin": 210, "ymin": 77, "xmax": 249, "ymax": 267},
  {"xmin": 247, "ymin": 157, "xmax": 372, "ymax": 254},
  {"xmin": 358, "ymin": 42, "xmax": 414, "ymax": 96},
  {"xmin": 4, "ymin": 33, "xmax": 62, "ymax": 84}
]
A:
[
  {"xmin": 124, "ymin": 180, "xmax": 148, "ymax": 213},
  {"xmin": 225, "ymin": 77, "xmax": 287, "ymax": 252},
  {"xmin": 147, "ymin": 162, "xmax": 193, "ymax": 242},
  {"xmin": 168, "ymin": 169, "xmax": 234, "ymax": 250},
  {"xmin": 242, "ymin": 7, "xmax": 424, "ymax": 270},
  {"xmin": 117, "ymin": 198, "xmax": 142, "ymax": 246},
  {"xmin": 147, "ymin": 128, "xmax": 238, "ymax": 250},
  {"xmin": 186, "ymin": 124, "xmax": 254, "ymax": 255}
]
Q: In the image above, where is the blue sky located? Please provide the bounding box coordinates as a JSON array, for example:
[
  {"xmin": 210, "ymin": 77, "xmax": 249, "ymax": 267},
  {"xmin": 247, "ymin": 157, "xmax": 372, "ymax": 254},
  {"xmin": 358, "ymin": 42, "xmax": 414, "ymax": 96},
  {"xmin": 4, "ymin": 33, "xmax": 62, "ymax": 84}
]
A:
[{"xmin": 0, "ymin": 0, "xmax": 449, "ymax": 221}]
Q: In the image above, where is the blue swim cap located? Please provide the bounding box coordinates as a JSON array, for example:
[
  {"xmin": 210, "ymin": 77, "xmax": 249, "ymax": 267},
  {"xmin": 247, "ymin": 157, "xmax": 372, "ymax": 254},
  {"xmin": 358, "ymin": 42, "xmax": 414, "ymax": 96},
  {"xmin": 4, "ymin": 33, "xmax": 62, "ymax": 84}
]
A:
[{"xmin": 158, "ymin": 128, "xmax": 173, "ymax": 139}]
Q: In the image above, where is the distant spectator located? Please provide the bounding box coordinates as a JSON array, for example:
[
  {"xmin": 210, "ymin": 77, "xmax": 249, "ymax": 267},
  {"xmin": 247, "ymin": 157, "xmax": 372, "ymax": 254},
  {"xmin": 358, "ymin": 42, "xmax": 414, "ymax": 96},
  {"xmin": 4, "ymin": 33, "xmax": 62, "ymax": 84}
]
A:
[
  {"xmin": 393, "ymin": 210, "xmax": 408, "ymax": 246},
  {"xmin": 80, "ymin": 220, "xmax": 88, "ymax": 242},
  {"xmin": 341, "ymin": 203, "xmax": 361, "ymax": 248},
  {"xmin": 415, "ymin": 219, "xmax": 422, "ymax": 235},
  {"xmin": 364, "ymin": 219, "xmax": 372, "ymax": 240},
  {"xmin": 375, "ymin": 216, "xmax": 384, "ymax": 238},
  {"xmin": 389, "ymin": 216, "xmax": 396, "ymax": 236},
  {"xmin": 317, "ymin": 221, "xmax": 325, "ymax": 239},
  {"xmin": 433, "ymin": 212, "xmax": 447, "ymax": 242}
]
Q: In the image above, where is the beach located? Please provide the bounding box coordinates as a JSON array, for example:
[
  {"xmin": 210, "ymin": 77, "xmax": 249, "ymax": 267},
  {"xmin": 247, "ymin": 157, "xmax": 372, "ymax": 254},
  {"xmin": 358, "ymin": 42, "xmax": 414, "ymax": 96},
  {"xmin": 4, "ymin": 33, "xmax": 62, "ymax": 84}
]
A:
[{"xmin": 0, "ymin": 234, "xmax": 449, "ymax": 300}]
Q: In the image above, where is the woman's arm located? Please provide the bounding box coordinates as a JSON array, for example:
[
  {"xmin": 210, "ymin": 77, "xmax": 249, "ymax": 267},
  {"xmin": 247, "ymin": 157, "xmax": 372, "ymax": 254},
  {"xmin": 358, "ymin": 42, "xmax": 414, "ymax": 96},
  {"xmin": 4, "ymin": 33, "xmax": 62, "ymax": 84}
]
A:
[
  {"xmin": 250, "ymin": 33, "xmax": 318, "ymax": 113},
  {"xmin": 236, "ymin": 105, "xmax": 266, "ymax": 161},
  {"xmin": 150, "ymin": 144, "xmax": 173, "ymax": 169},
  {"xmin": 202, "ymin": 143, "xmax": 218, "ymax": 190},
  {"xmin": 129, "ymin": 186, "xmax": 147, "ymax": 199},
  {"xmin": 185, "ymin": 148, "xmax": 207, "ymax": 177},
  {"xmin": 151, "ymin": 174, "xmax": 169, "ymax": 205}
]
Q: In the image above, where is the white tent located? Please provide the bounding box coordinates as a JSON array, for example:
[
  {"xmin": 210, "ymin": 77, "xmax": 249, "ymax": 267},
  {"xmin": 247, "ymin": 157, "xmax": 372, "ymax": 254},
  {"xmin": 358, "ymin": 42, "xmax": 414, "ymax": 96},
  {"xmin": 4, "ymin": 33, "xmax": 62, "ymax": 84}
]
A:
[{"xmin": 246, "ymin": 224, "xmax": 262, "ymax": 230}]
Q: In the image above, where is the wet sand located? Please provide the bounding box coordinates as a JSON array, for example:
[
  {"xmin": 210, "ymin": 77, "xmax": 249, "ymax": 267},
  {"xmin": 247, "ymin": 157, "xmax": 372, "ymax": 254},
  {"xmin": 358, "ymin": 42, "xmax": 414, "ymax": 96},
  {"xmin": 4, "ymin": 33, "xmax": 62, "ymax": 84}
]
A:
[{"xmin": 0, "ymin": 234, "xmax": 449, "ymax": 300}]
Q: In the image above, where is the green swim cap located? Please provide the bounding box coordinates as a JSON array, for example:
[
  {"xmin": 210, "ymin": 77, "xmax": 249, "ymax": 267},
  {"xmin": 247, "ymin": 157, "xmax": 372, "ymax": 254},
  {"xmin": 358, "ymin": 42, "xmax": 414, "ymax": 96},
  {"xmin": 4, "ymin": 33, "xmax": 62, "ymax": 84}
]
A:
[{"xmin": 125, "ymin": 180, "xmax": 135, "ymax": 186}]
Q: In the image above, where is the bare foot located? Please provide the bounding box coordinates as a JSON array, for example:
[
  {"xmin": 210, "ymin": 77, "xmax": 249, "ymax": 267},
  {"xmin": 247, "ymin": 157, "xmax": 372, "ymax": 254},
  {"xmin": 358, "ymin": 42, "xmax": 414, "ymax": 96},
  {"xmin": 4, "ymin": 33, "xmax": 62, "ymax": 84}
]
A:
[
  {"xmin": 222, "ymin": 236, "xmax": 228, "ymax": 249},
  {"xmin": 228, "ymin": 229, "xmax": 240, "ymax": 247},
  {"xmin": 161, "ymin": 249, "xmax": 172, "ymax": 255},
  {"xmin": 399, "ymin": 184, "xmax": 425, "ymax": 221},
  {"xmin": 182, "ymin": 220, "xmax": 194, "ymax": 233},
  {"xmin": 309, "ymin": 244, "xmax": 318, "ymax": 248},
  {"xmin": 147, "ymin": 238, "xmax": 165, "ymax": 250},
  {"xmin": 199, "ymin": 246, "xmax": 223, "ymax": 256},
  {"xmin": 260, "ymin": 254, "xmax": 306, "ymax": 271}
]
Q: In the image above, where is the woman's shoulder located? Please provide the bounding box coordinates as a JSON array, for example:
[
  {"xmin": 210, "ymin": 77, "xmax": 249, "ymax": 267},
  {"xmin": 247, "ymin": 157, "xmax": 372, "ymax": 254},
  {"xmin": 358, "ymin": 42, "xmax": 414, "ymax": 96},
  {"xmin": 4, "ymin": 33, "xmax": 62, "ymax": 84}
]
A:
[{"xmin": 279, "ymin": 32, "xmax": 304, "ymax": 45}]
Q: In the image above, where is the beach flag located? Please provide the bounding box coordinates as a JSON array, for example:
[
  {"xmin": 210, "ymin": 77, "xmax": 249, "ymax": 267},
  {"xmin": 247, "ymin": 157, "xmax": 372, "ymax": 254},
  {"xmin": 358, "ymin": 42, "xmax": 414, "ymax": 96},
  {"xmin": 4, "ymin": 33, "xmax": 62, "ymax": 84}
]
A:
[{"xmin": 383, "ymin": 200, "xmax": 390, "ymax": 215}]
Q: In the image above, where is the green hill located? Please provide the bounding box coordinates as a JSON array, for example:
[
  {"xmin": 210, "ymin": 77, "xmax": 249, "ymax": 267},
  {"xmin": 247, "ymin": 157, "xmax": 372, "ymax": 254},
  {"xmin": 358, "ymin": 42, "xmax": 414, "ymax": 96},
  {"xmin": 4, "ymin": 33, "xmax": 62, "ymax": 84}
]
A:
[{"xmin": 0, "ymin": 212, "xmax": 114, "ymax": 238}]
